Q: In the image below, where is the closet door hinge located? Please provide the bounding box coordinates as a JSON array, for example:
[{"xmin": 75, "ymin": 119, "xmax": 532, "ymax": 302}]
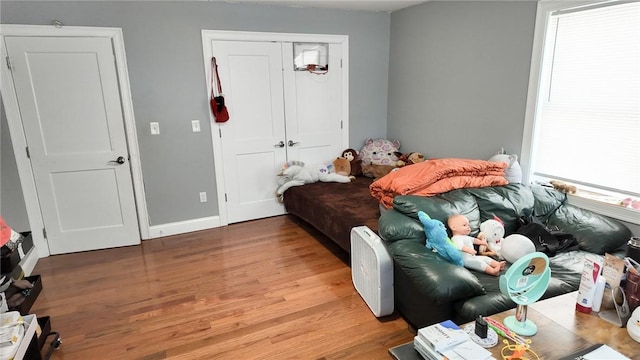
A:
[
  {"xmin": 219, "ymin": 128, "xmax": 222, "ymax": 138},
  {"xmin": 5, "ymin": 56, "xmax": 12, "ymax": 70},
  {"xmin": 340, "ymin": 120, "xmax": 343, "ymax": 129},
  {"xmin": 224, "ymin": 193, "xmax": 228, "ymax": 202},
  {"xmin": 340, "ymin": 59, "xmax": 342, "ymax": 68},
  {"xmin": 25, "ymin": 147, "xmax": 30, "ymax": 159},
  {"xmin": 43, "ymin": 228, "xmax": 47, "ymax": 240}
]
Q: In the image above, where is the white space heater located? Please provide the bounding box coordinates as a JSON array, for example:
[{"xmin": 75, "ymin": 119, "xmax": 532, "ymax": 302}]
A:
[{"xmin": 350, "ymin": 226, "xmax": 394, "ymax": 317}]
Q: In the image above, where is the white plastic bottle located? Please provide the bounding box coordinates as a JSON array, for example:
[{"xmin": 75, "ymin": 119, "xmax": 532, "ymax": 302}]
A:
[
  {"xmin": 576, "ymin": 256, "xmax": 603, "ymax": 313},
  {"xmin": 592, "ymin": 275, "xmax": 606, "ymax": 312}
]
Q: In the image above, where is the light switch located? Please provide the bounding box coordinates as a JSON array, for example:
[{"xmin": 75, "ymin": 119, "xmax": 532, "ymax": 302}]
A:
[
  {"xmin": 192, "ymin": 120, "xmax": 201, "ymax": 133},
  {"xmin": 150, "ymin": 122, "xmax": 160, "ymax": 135}
]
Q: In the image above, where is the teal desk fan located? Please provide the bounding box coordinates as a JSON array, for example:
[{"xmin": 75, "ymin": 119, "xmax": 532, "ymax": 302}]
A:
[{"xmin": 499, "ymin": 252, "xmax": 551, "ymax": 336}]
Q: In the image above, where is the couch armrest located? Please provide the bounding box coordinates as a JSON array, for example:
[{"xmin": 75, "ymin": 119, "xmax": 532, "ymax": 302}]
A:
[
  {"xmin": 387, "ymin": 240, "xmax": 486, "ymax": 304},
  {"xmin": 378, "ymin": 209, "xmax": 425, "ymax": 243}
]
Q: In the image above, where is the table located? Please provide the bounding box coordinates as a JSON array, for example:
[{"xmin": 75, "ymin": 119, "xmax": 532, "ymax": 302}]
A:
[{"xmin": 389, "ymin": 292, "xmax": 639, "ymax": 359}]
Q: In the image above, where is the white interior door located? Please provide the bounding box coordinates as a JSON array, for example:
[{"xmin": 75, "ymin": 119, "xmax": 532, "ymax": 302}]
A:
[
  {"xmin": 213, "ymin": 40, "xmax": 288, "ymax": 223},
  {"xmin": 4, "ymin": 36, "xmax": 140, "ymax": 254},
  {"xmin": 282, "ymin": 43, "xmax": 344, "ymax": 164}
]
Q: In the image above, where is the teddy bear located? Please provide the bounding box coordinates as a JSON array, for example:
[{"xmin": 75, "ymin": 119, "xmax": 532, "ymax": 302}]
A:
[
  {"xmin": 359, "ymin": 138, "xmax": 400, "ymax": 166},
  {"xmin": 417, "ymin": 211, "xmax": 464, "ymax": 266},
  {"xmin": 549, "ymin": 180, "xmax": 577, "ymax": 194},
  {"xmin": 340, "ymin": 148, "xmax": 362, "ymax": 176},
  {"xmin": 361, "ymin": 163, "xmax": 397, "ymax": 180},
  {"xmin": 275, "ymin": 160, "xmax": 354, "ymax": 202},
  {"xmin": 488, "ymin": 149, "xmax": 522, "ymax": 183},
  {"xmin": 395, "ymin": 152, "xmax": 426, "ymax": 167},
  {"xmin": 333, "ymin": 157, "xmax": 351, "ymax": 176}
]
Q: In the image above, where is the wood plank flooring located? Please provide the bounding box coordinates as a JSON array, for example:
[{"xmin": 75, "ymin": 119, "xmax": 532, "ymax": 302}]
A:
[{"xmin": 29, "ymin": 215, "xmax": 413, "ymax": 359}]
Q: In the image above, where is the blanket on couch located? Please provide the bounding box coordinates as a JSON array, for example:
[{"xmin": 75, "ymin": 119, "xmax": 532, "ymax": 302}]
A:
[{"xmin": 370, "ymin": 158, "xmax": 509, "ymax": 208}]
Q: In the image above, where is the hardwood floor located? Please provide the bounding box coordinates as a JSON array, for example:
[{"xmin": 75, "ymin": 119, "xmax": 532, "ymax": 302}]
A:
[{"xmin": 29, "ymin": 215, "xmax": 413, "ymax": 359}]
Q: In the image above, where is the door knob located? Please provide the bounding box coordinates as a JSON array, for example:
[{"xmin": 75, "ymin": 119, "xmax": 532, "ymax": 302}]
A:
[
  {"xmin": 110, "ymin": 156, "xmax": 126, "ymax": 164},
  {"xmin": 288, "ymin": 140, "xmax": 299, "ymax": 147},
  {"xmin": 275, "ymin": 141, "xmax": 285, "ymax": 148}
]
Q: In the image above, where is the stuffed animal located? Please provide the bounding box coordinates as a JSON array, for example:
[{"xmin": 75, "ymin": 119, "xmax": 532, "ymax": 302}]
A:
[
  {"xmin": 333, "ymin": 157, "xmax": 351, "ymax": 177},
  {"xmin": 417, "ymin": 211, "xmax": 464, "ymax": 266},
  {"xmin": 395, "ymin": 152, "xmax": 426, "ymax": 167},
  {"xmin": 478, "ymin": 217, "xmax": 504, "ymax": 259},
  {"xmin": 361, "ymin": 163, "xmax": 397, "ymax": 180},
  {"xmin": 340, "ymin": 148, "xmax": 362, "ymax": 176},
  {"xmin": 549, "ymin": 180, "xmax": 577, "ymax": 194},
  {"xmin": 488, "ymin": 149, "xmax": 522, "ymax": 183},
  {"xmin": 359, "ymin": 138, "xmax": 400, "ymax": 166},
  {"xmin": 275, "ymin": 161, "xmax": 353, "ymax": 202},
  {"xmin": 501, "ymin": 234, "xmax": 536, "ymax": 264}
]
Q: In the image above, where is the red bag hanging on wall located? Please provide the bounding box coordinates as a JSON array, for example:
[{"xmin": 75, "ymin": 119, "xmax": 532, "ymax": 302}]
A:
[{"xmin": 210, "ymin": 57, "xmax": 230, "ymax": 123}]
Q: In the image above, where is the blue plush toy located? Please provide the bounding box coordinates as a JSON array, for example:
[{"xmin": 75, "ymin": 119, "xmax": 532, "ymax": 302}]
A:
[{"xmin": 417, "ymin": 211, "xmax": 464, "ymax": 266}]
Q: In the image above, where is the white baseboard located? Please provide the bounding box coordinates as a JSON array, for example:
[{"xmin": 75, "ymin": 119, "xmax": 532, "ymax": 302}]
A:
[
  {"xmin": 147, "ymin": 216, "xmax": 221, "ymax": 239},
  {"xmin": 20, "ymin": 247, "xmax": 39, "ymax": 276}
]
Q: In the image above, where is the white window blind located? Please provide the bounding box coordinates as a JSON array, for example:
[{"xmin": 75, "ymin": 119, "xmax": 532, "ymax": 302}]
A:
[{"xmin": 532, "ymin": 1, "xmax": 640, "ymax": 196}]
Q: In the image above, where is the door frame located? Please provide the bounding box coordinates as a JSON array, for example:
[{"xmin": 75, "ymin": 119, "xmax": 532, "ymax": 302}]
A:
[
  {"xmin": 201, "ymin": 30, "xmax": 349, "ymax": 226},
  {"xmin": 0, "ymin": 25, "xmax": 150, "ymax": 257}
]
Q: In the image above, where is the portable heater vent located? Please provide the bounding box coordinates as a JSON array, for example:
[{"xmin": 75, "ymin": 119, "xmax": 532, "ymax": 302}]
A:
[{"xmin": 350, "ymin": 226, "xmax": 393, "ymax": 317}]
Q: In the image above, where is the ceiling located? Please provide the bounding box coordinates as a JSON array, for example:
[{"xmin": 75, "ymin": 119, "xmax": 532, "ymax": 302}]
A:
[
  {"xmin": 20, "ymin": 0, "xmax": 430, "ymax": 13},
  {"xmin": 223, "ymin": 1, "xmax": 430, "ymax": 12}
]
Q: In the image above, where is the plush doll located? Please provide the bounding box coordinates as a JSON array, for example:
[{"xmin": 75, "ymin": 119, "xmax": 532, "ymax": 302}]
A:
[
  {"xmin": 340, "ymin": 148, "xmax": 362, "ymax": 176},
  {"xmin": 361, "ymin": 163, "xmax": 397, "ymax": 180},
  {"xmin": 501, "ymin": 234, "xmax": 536, "ymax": 264},
  {"xmin": 417, "ymin": 211, "xmax": 464, "ymax": 267},
  {"xmin": 478, "ymin": 217, "xmax": 505, "ymax": 259},
  {"xmin": 448, "ymin": 214, "xmax": 506, "ymax": 276},
  {"xmin": 275, "ymin": 161, "xmax": 353, "ymax": 202},
  {"xmin": 395, "ymin": 152, "xmax": 426, "ymax": 167},
  {"xmin": 549, "ymin": 180, "xmax": 577, "ymax": 194},
  {"xmin": 488, "ymin": 149, "xmax": 522, "ymax": 183},
  {"xmin": 333, "ymin": 157, "xmax": 351, "ymax": 177},
  {"xmin": 359, "ymin": 138, "xmax": 400, "ymax": 166}
]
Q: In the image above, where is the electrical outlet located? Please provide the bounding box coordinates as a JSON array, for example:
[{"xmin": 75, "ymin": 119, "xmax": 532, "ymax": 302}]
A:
[
  {"xmin": 191, "ymin": 120, "xmax": 201, "ymax": 133},
  {"xmin": 150, "ymin": 122, "xmax": 160, "ymax": 135},
  {"xmin": 199, "ymin": 192, "xmax": 207, "ymax": 203}
]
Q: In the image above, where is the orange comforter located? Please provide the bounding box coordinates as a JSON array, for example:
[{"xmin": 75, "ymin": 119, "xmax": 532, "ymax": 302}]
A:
[{"xmin": 370, "ymin": 158, "xmax": 508, "ymax": 208}]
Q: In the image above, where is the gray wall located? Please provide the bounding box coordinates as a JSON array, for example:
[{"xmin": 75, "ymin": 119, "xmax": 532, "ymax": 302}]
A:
[
  {"xmin": 0, "ymin": 1, "xmax": 390, "ymax": 226},
  {"xmin": 388, "ymin": 1, "xmax": 536, "ymax": 159}
]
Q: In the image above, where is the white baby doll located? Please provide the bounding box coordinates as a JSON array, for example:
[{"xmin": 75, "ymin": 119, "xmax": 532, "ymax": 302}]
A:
[{"xmin": 447, "ymin": 214, "xmax": 506, "ymax": 276}]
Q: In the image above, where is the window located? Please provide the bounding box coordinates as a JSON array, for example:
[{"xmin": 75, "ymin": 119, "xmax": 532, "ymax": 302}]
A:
[{"xmin": 522, "ymin": 1, "xmax": 640, "ymax": 224}]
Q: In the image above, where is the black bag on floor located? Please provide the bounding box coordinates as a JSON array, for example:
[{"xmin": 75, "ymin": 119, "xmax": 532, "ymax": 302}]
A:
[{"xmin": 516, "ymin": 216, "xmax": 579, "ymax": 257}]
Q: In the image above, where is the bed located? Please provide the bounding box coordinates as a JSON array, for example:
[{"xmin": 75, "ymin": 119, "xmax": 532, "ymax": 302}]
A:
[{"xmin": 283, "ymin": 176, "xmax": 380, "ymax": 253}]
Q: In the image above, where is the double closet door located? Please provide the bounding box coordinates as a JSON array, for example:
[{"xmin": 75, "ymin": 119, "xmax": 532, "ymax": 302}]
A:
[{"xmin": 210, "ymin": 37, "xmax": 346, "ymax": 224}]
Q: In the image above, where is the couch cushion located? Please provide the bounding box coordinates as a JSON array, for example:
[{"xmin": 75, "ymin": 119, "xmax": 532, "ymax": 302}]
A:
[
  {"xmin": 549, "ymin": 203, "xmax": 632, "ymax": 255},
  {"xmin": 530, "ymin": 184, "xmax": 566, "ymax": 220},
  {"xmin": 465, "ymin": 184, "xmax": 535, "ymax": 235},
  {"xmin": 387, "ymin": 240, "xmax": 486, "ymax": 303},
  {"xmin": 392, "ymin": 190, "xmax": 480, "ymax": 233}
]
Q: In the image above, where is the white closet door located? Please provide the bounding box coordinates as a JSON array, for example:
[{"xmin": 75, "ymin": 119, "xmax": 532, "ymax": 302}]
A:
[
  {"xmin": 282, "ymin": 43, "xmax": 344, "ymax": 165},
  {"xmin": 212, "ymin": 40, "xmax": 287, "ymax": 223},
  {"xmin": 212, "ymin": 39, "xmax": 345, "ymax": 224}
]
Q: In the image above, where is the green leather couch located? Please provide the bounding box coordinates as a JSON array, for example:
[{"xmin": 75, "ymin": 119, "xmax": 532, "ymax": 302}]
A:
[{"xmin": 378, "ymin": 183, "xmax": 632, "ymax": 329}]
